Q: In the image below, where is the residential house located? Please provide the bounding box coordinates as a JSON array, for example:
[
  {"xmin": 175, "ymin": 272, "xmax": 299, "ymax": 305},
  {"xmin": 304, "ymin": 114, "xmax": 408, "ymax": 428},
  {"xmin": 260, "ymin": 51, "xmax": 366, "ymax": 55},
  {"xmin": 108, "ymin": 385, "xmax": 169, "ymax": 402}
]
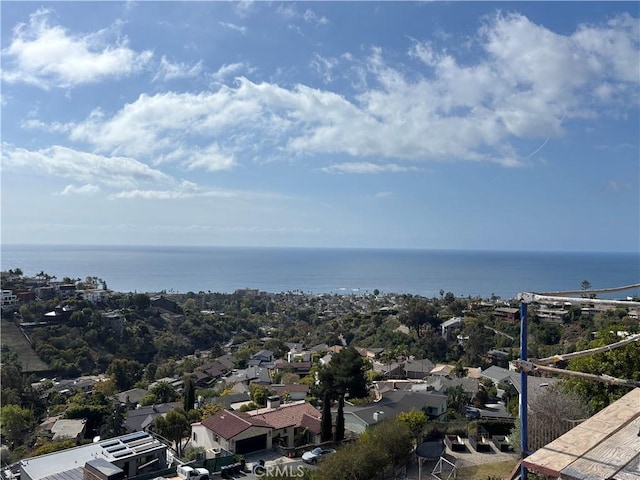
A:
[
  {"xmin": 1, "ymin": 290, "xmax": 19, "ymax": 311},
  {"xmin": 355, "ymin": 347, "xmax": 384, "ymax": 360},
  {"xmin": 81, "ymin": 288, "xmax": 109, "ymax": 304},
  {"xmin": 148, "ymin": 376, "xmax": 184, "ymax": 393},
  {"xmin": 251, "ymin": 349, "xmax": 274, "ymax": 364},
  {"xmin": 372, "ymin": 360, "xmax": 405, "ymax": 379},
  {"xmin": 271, "ymin": 384, "xmax": 310, "ymax": 402},
  {"xmin": 215, "ymin": 353, "xmax": 237, "ymax": 371},
  {"xmin": 124, "ymin": 401, "xmax": 182, "ymax": 433},
  {"xmin": 480, "ymin": 365, "xmax": 514, "ymax": 386},
  {"xmin": 486, "ymin": 349, "xmax": 510, "ymax": 366},
  {"xmin": 440, "ymin": 317, "xmax": 463, "ymax": 340},
  {"xmin": 200, "ymin": 360, "xmax": 230, "ymax": 381},
  {"xmin": 50, "ymin": 418, "xmax": 87, "ymax": 442},
  {"xmin": 429, "ymin": 364, "xmax": 455, "ymax": 377},
  {"xmin": 494, "ymin": 307, "xmax": 520, "ymax": 323},
  {"xmin": 191, "ymin": 399, "xmax": 322, "ymax": 457},
  {"xmin": 18, "ymin": 431, "xmax": 170, "ymax": 480},
  {"xmin": 150, "ymin": 295, "xmax": 180, "ymax": 313},
  {"xmin": 248, "ymin": 398, "xmax": 321, "ymax": 449},
  {"xmin": 309, "ymin": 343, "xmax": 329, "ymax": 354},
  {"xmin": 208, "ymin": 392, "xmax": 252, "ymax": 410},
  {"xmin": 343, "ymin": 390, "xmax": 448, "ymax": 434},
  {"xmin": 225, "ymin": 366, "xmax": 271, "ymax": 386},
  {"xmin": 404, "ymin": 358, "xmax": 435, "ymax": 379},
  {"xmin": 191, "ymin": 412, "xmax": 272, "ymax": 457},
  {"xmin": 273, "ymin": 360, "xmax": 312, "ymax": 377},
  {"xmin": 422, "ymin": 376, "xmax": 479, "ymax": 397},
  {"xmin": 116, "ymin": 388, "xmax": 150, "ymax": 409},
  {"xmin": 536, "ymin": 303, "xmax": 571, "ymax": 324}
]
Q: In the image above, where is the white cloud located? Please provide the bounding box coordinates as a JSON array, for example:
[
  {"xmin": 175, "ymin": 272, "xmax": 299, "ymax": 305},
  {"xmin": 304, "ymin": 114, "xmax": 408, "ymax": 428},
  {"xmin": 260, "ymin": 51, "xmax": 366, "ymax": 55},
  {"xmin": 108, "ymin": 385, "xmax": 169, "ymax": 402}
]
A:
[
  {"xmin": 303, "ymin": 9, "xmax": 329, "ymax": 26},
  {"xmin": 58, "ymin": 184, "xmax": 101, "ymax": 196},
  {"xmin": 375, "ymin": 191, "xmax": 393, "ymax": 198},
  {"xmin": 320, "ymin": 162, "xmax": 419, "ymax": 174},
  {"xmin": 211, "ymin": 62, "xmax": 251, "ymax": 83},
  {"xmin": 1, "ymin": 144, "xmax": 172, "ymax": 188},
  {"xmin": 35, "ymin": 12, "xmax": 639, "ymax": 170},
  {"xmin": 180, "ymin": 143, "xmax": 236, "ymax": 172},
  {"xmin": 111, "ymin": 180, "xmax": 286, "ymax": 200},
  {"xmin": 310, "ymin": 53, "xmax": 339, "ymax": 84},
  {"xmin": 218, "ymin": 22, "xmax": 247, "ymax": 36},
  {"xmin": 1, "ymin": 8, "xmax": 153, "ymax": 89},
  {"xmin": 153, "ymin": 56, "xmax": 203, "ymax": 82}
]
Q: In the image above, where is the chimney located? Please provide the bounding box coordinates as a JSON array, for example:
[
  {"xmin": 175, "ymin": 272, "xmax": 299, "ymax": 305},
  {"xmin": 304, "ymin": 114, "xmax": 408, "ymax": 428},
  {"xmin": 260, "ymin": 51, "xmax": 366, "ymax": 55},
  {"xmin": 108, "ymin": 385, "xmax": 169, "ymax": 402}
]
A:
[{"xmin": 266, "ymin": 395, "xmax": 280, "ymax": 409}]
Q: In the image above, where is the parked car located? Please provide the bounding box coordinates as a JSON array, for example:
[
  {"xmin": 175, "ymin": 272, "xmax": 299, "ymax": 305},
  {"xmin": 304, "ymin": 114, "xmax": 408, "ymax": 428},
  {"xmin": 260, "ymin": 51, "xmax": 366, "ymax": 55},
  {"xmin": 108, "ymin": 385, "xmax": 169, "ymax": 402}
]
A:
[
  {"xmin": 464, "ymin": 406, "xmax": 481, "ymax": 419},
  {"xmin": 301, "ymin": 447, "xmax": 336, "ymax": 464}
]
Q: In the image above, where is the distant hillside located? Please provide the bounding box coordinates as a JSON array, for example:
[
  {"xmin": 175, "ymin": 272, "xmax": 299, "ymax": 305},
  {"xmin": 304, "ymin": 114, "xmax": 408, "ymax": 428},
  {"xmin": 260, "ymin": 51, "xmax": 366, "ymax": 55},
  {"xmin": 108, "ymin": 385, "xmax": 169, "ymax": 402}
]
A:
[{"xmin": 1, "ymin": 319, "xmax": 50, "ymax": 373}]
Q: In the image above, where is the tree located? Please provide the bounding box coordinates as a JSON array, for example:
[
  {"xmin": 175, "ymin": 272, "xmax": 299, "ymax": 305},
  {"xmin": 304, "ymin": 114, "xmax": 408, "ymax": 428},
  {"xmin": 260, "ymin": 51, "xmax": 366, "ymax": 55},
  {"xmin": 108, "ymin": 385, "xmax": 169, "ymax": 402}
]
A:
[
  {"xmin": 445, "ymin": 384, "xmax": 470, "ymax": 413},
  {"xmin": 249, "ymin": 384, "xmax": 273, "ymax": 407},
  {"xmin": 198, "ymin": 401, "xmax": 224, "ymax": 420},
  {"xmin": 327, "ymin": 347, "xmax": 369, "ymax": 400},
  {"xmin": 149, "ymin": 381, "xmax": 180, "ymax": 404},
  {"xmin": 154, "ymin": 408, "xmax": 193, "ymax": 457},
  {"xmin": 0, "ymin": 404, "xmax": 35, "ymax": 447},
  {"xmin": 451, "ymin": 360, "xmax": 468, "ymax": 378},
  {"xmin": 527, "ymin": 383, "xmax": 592, "ymax": 451},
  {"xmin": 400, "ymin": 297, "xmax": 439, "ymax": 338},
  {"xmin": 396, "ymin": 408, "xmax": 428, "ymax": 445},
  {"xmin": 183, "ymin": 377, "xmax": 196, "ymax": 412},
  {"xmin": 335, "ymin": 395, "xmax": 345, "ymax": 441},
  {"xmin": 320, "ymin": 390, "xmax": 333, "ymax": 442},
  {"xmin": 107, "ymin": 359, "xmax": 144, "ymax": 391},
  {"xmin": 565, "ymin": 331, "xmax": 640, "ymax": 411}
]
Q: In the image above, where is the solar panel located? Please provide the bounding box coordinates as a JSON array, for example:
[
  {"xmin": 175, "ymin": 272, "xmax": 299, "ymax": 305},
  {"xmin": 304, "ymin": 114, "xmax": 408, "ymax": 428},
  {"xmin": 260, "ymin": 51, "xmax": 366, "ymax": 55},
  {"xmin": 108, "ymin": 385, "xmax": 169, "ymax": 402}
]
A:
[
  {"xmin": 106, "ymin": 445, "xmax": 127, "ymax": 453},
  {"xmin": 120, "ymin": 431, "xmax": 148, "ymax": 443},
  {"xmin": 100, "ymin": 440, "xmax": 119, "ymax": 448},
  {"xmin": 126, "ymin": 437, "xmax": 154, "ymax": 448},
  {"xmin": 112, "ymin": 449, "xmax": 133, "ymax": 458}
]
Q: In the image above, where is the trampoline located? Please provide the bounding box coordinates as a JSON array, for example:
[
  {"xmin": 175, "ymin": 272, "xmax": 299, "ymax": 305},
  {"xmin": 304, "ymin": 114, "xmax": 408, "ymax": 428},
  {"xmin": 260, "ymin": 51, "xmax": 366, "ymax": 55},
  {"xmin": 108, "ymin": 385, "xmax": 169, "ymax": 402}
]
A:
[{"xmin": 415, "ymin": 437, "xmax": 456, "ymax": 480}]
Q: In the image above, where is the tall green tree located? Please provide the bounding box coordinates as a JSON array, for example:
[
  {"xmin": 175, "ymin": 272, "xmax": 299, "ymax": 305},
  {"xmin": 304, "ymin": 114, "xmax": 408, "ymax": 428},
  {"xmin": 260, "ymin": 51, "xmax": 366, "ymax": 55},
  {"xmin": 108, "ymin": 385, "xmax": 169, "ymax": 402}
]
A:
[
  {"xmin": 335, "ymin": 395, "xmax": 345, "ymax": 441},
  {"xmin": 183, "ymin": 377, "xmax": 196, "ymax": 412},
  {"xmin": 320, "ymin": 390, "xmax": 333, "ymax": 442},
  {"xmin": 328, "ymin": 347, "xmax": 369, "ymax": 400}
]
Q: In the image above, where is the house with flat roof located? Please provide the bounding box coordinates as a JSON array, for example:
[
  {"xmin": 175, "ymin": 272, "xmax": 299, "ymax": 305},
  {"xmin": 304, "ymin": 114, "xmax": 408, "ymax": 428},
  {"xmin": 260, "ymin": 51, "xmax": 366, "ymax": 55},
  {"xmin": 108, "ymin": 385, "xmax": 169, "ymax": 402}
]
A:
[
  {"xmin": 18, "ymin": 431, "xmax": 169, "ymax": 480},
  {"xmin": 440, "ymin": 317, "xmax": 463, "ymax": 340}
]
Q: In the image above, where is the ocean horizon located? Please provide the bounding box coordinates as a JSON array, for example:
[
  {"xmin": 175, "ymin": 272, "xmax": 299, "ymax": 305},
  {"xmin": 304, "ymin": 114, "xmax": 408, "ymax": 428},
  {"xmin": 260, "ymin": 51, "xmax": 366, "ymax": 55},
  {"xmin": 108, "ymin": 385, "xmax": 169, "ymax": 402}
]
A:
[{"xmin": 1, "ymin": 244, "xmax": 639, "ymax": 300}]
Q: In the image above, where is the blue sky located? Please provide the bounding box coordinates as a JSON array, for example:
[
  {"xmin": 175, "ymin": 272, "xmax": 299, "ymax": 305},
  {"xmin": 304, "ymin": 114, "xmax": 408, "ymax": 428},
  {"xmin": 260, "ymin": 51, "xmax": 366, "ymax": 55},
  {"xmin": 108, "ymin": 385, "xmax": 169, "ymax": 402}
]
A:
[{"xmin": 1, "ymin": 1, "xmax": 638, "ymax": 252}]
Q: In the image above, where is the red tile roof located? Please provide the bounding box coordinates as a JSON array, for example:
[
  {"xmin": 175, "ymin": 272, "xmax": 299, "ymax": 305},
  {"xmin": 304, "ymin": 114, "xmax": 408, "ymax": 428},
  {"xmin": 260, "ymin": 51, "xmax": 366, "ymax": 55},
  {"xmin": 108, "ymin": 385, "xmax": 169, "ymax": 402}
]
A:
[
  {"xmin": 249, "ymin": 402, "xmax": 321, "ymax": 430},
  {"xmin": 201, "ymin": 410, "xmax": 270, "ymax": 439},
  {"xmin": 299, "ymin": 413, "xmax": 322, "ymax": 435}
]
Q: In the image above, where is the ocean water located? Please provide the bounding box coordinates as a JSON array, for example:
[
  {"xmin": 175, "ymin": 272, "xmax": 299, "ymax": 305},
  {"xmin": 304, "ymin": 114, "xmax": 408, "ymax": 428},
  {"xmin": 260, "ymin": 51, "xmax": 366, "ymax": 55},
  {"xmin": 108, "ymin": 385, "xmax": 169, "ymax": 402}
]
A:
[{"xmin": 1, "ymin": 245, "xmax": 638, "ymax": 300}]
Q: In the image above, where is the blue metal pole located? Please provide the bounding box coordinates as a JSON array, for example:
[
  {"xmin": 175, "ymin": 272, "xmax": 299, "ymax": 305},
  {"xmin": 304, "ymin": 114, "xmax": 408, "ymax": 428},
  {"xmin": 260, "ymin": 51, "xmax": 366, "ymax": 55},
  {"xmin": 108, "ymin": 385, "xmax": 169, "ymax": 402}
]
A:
[{"xmin": 520, "ymin": 301, "xmax": 528, "ymax": 480}]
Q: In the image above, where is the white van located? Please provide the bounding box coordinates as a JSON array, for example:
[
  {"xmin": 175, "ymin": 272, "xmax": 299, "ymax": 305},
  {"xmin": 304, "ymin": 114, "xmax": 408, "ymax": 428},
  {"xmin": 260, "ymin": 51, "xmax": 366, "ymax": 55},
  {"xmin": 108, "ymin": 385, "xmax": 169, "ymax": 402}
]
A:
[{"xmin": 176, "ymin": 465, "xmax": 210, "ymax": 480}]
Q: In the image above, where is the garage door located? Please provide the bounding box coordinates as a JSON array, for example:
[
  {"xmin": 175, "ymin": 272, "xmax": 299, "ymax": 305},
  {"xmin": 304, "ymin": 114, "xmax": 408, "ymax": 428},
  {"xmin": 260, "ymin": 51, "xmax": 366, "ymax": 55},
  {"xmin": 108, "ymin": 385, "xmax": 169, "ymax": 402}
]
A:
[{"xmin": 235, "ymin": 434, "xmax": 267, "ymax": 454}]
